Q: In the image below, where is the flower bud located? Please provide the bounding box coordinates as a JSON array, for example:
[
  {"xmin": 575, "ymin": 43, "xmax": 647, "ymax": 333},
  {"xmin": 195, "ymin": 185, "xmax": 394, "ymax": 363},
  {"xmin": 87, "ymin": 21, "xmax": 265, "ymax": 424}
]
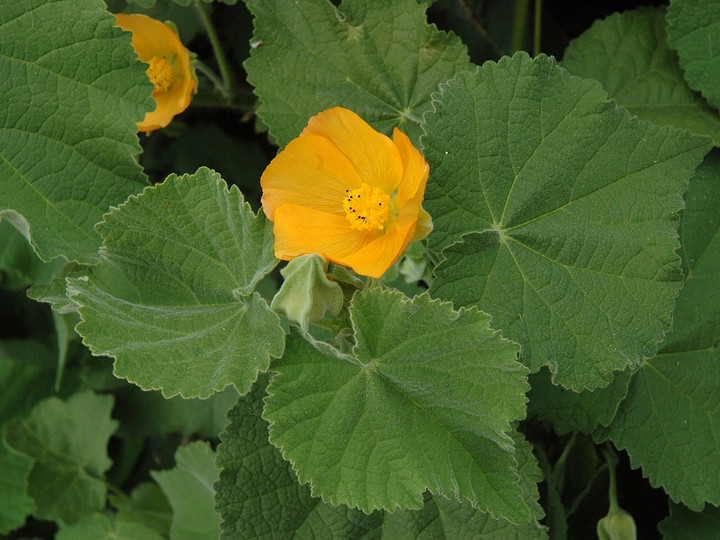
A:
[
  {"xmin": 597, "ymin": 505, "xmax": 637, "ymax": 540},
  {"xmin": 270, "ymin": 254, "xmax": 343, "ymax": 331}
]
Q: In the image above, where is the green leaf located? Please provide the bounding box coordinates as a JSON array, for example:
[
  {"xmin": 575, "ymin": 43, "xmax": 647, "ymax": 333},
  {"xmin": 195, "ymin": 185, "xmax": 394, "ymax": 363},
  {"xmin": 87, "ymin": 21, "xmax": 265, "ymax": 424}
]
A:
[
  {"xmin": 0, "ymin": 222, "xmax": 66, "ymax": 289},
  {"xmin": 113, "ymin": 384, "xmax": 239, "ymax": 440},
  {"xmin": 0, "ymin": 340, "xmax": 58, "ymax": 423},
  {"xmin": 0, "ymin": 440, "xmax": 35, "ymax": 535},
  {"xmin": 57, "ymin": 513, "xmax": 165, "ymax": 540},
  {"xmin": 113, "ymin": 483, "xmax": 172, "ymax": 537},
  {"xmin": 244, "ymin": 0, "xmax": 471, "ymax": 147},
  {"xmin": 152, "ymin": 442, "xmax": 221, "ymax": 540},
  {"xmin": 264, "ymin": 289, "xmax": 530, "ymax": 522},
  {"xmin": 67, "ymin": 168, "xmax": 284, "ymax": 398},
  {"xmin": 424, "ymin": 52, "xmax": 711, "ymax": 390},
  {"xmin": 598, "ymin": 151, "xmax": 720, "ymax": 510},
  {"xmin": 0, "ymin": 0, "xmax": 152, "ymax": 263},
  {"xmin": 217, "ymin": 375, "xmax": 546, "ymax": 539},
  {"xmin": 658, "ymin": 502, "xmax": 720, "ymax": 540},
  {"xmin": 527, "ymin": 368, "xmax": 633, "ymax": 435},
  {"xmin": 3, "ymin": 391, "xmax": 118, "ymax": 525},
  {"xmin": 667, "ymin": 0, "xmax": 720, "ymax": 110},
  {"xmin": 562, "ymin": 8, "xmax": 720, "ymax": 145}
]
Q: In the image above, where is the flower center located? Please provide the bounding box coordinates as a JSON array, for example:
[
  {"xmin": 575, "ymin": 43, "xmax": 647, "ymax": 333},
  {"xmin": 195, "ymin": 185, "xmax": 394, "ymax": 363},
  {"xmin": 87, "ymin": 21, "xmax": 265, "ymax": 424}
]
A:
[
  {"xmin": 147, "ymin": 56, "xmax": 175, "ymax": 94},
  {"xmin": 343, "ymin": 183, "xmax": 391, "ymax": 231}
]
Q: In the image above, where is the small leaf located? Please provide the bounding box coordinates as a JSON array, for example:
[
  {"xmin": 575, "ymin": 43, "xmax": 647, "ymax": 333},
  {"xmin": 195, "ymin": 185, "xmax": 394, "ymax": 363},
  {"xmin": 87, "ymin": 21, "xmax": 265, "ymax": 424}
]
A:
[
  {"xmin": 244, "ymin": 0, "xmax": 471, "ymax": 147},
  {"xmin": 56, "ymin": 513, "xmax": 164, "ymax": 540},
  {"xmin": 68, "ymin": 168, "xmax": 284, "ymax": 398},
  {"xmin": 424, "ymin": 52, "xmax": 711, "ymax": 390},
  {"xmin": 152, "ymin": 442, "xmax": 221, "ymax": 540},
  {"xmin": 264, "ymin": 289, "xmax": 530, "ymax": 522},
  {"xmin": 3, "ymin": 391, "xmax": 118, "ymax": 525},
  {"xmin": 667, "ymin": 0, "xmax": 720, "ymax": 110},
  {"xmin": 0, "ymin": 0, "xmax": 152, "ymax": 263},
  {"xmin": 598, "ymin": 151, "xmax": 720, "ymax": 510},
  {"xmin": 562, "ymin": 7, "xmax": 720, "ymax": 145},
  {"xmin": 0, "ymin": 440, "xmax": 35, "ymax": 535},
  {"xmin": 658, "ymin": 502, "xmax": 720, "ymax": 540}
]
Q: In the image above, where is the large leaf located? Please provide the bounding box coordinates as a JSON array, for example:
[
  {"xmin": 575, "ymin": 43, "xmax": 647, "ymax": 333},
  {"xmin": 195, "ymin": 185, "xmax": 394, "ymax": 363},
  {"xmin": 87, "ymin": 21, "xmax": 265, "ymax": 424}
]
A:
[
  {"xmin": 667, "ymin": 0, "xmax": 720, "ymax": 110},
  {"xmin": 216, "ymin": 375, "xmax": 546, "ymax": 539},
  {"xmin": 0, "ymin": 0, "xmax": 152, "ymax": 263},
  {"xmin": 0, "ymin": 440, "xmax": 34, "ymax": 535},
  {"xmin": 244, "ymin": 0, "xmax": 471, "ymax": 147},
  {"xmin": 151, "ymin": 442, "xmax": 221, "ymax": 540},
  {"xmin": 562, "ymin": 7, "xmax": 720, "ymax": 145},
  {"xmin": 68, "ymin": 168, "xmax": 283, "ymax": 398},
  {"xmin": 424, "ymin": 52, "xmax": 711, "ymax": 390},
  {"xmin": 598, "ymin": 151, "xmax": 720, "ymax": 510},
  {"xmin": 264, "ymin": 289, "xmax": 530, "ymax": 522},
  {"xmin": 3, "ymin": 391, "xmax": 118, "ymax": 525}
]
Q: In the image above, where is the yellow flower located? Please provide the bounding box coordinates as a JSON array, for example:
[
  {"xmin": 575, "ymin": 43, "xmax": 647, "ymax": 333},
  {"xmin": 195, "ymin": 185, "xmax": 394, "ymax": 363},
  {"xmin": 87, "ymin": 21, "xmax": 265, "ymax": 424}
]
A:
[
  {"xmin": 261, "ymin": 107, "xmax": 432, "ymax": 279},
  {"xmin": 115, "ymin": 13, "xmax": 195, "ymax": 132}
]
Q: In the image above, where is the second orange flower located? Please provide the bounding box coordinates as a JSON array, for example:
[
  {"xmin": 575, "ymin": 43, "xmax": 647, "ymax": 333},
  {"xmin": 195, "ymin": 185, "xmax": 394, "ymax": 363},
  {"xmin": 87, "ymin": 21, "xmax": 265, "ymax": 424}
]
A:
[
  {"xmin": 115, "ymin": 13, "xmax": 195, "ymax": 132},
  {"xmin": 261, "ymin": 107, "xmax": 432, "ymax": 279}
]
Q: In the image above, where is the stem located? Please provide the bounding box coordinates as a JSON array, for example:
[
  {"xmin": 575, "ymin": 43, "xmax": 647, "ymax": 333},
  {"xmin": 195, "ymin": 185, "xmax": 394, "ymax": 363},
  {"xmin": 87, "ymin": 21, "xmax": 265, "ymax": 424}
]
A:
[
  {"xmin": 457, "ymin": 0, "xmax": 503, "ymax": 57},
  {"xmin": 195, "ymin": 1, "xmax": 235, "ymax": 97},
  {"xmin": 533, "ymin": 0, "xmax": 542, "ymax": 56},
  {"xmin": 602, "ymin": 446, "xmax": 620, "ymax": 511},
  {"xmin": 195, "ymin": 59, "xmax": 230, "ymax": 98},
  {"xmin": 511, "ymin": 0, "xmax": 531, "ymax": 53}
]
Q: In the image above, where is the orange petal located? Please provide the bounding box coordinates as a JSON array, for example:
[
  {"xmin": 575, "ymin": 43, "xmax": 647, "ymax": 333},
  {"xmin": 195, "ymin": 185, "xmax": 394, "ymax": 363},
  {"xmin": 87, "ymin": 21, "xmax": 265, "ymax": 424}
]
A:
[
  {"xmin": 261, "ymin": 135, "xmax": 364, "ymax": 220},
  {"xmin": 341, "ymin": 218, "xmax": 418, "ymax": 278},
  {"xmin": 115, "ymin": 14, "xmax": 181, "ymax": 62},
  {"xmin": 301, "ymin": 107, "xmax": 403, "ymax": 195},
  {"xmin": 393, "ymin": 127, "xmax": 430, "ymax": 208},
  {"xmin": 272, "ymin": 204, "xmax": 376, "ymax": 262}
]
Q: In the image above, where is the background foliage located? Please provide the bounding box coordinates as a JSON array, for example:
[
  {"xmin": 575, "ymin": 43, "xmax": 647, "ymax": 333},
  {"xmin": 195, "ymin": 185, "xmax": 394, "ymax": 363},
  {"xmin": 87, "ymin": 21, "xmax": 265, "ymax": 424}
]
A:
[{"xmin": 1, "ymin": 0, "xmax": 719, "ymax": 538}]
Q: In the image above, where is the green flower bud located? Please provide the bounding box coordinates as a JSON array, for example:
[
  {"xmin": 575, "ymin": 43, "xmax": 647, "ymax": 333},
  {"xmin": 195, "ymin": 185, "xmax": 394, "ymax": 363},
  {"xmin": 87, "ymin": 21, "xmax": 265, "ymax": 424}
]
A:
[
  {"xmin": 597, "ymin": 505, "xmax": 637, "ymax": 540},
  {"xmin": 271, "ymin": 254, "xmax": 344, "ymax": 332}
]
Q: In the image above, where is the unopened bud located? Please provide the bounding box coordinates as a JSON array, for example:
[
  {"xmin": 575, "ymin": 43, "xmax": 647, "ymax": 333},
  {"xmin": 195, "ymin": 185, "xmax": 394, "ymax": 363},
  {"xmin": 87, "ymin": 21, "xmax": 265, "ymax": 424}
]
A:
[{"xmin": 271, "ymin": 254, "xmax": 343, "ymax": 332}]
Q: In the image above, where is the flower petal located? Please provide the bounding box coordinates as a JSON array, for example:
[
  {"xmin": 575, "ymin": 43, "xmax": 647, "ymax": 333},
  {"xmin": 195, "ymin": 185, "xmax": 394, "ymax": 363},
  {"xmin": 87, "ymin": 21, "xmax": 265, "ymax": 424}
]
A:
[
  {"xmin": 262, "ymin": 135, "xmax": 364, "ymax": 220},
  {"xmin": 393, "ymin": 127, "xmax": 429, "ymax": 207},
  {"xmin": 115, "ymin": 14, "xmax": 181, "ymax": 62},
  {"xmin": 272, "ymin": 204, "xmax": 376, "ymax": 262},
  {"xmin": 341, "ymin": 218, "xmax": 418, "ymax": 278},
  {"xmin": 302, "ymin": 107, "xmax": 403, "ymax": 195}
]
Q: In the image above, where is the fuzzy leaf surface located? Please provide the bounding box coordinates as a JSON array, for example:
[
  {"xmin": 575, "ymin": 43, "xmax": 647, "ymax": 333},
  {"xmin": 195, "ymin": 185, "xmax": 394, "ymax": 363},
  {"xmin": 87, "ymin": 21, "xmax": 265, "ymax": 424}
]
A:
[
  {"xmin": 424, "ymin": 52, "xmax": 711, "ymax": 390},
  {"xmin": 152, "ymin": 442, "xmax": 221, "ymax": 540},
  {"xmin": 264, "ymin": 290, "xmax": 530, "ymax": 522},
  {"xmin": 244, "ymin": 0, "xmax": 471, "ymax": 146},
  {"xmin": 68, "ymin": 168, "xmax": 283, "ymax": 398},
  {"xmin": 667, "ymin": 0, "xmax": 720, "ymax": 110},
  {"xmin": 599, "ymin": 151, "xmax": 720, "ymax": 510},
  {"xmin": 562, "ymin": 8, "xmax": 720, "ymax": 145},
  {"xmin": 3, "ymin": 391, "xmax": 117, "ymax": 525},
  {"xmin": 216, "ymin": 376, "xmax": 546, "ymax": 539},
  {"xmin": 0, "ymin": 0, "xmax": 152, "ymax": 263}
]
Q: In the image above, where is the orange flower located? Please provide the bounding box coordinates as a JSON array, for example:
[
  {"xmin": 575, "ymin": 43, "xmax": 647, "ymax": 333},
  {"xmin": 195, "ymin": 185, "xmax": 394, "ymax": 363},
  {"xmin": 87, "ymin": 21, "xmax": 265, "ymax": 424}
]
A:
[
  {"xmin": 115, "ymin": 13, "xmax": 195, "ymax": 132},
  {"xmin": 261, "ymin": 107, "xmax": 432, "ymax": 279}
]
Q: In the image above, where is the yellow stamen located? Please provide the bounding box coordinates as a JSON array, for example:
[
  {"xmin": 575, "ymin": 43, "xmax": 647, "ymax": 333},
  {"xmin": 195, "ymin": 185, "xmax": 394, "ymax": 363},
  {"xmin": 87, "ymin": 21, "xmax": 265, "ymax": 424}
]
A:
[
  {"xmin": 147, "ymin": 56, "xmax": 175, "ymax": 94},
  {"xmin": 343, "ymin": 182, "xmax": 391, "ymax": 231}
]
